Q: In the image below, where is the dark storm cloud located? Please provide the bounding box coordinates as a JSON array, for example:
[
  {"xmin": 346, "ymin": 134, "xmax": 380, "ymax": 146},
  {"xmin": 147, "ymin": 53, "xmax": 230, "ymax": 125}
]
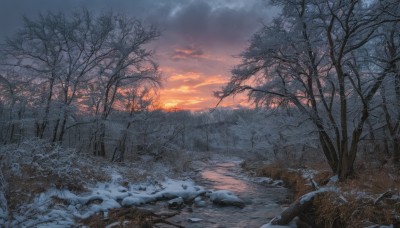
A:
[
  {"xmin": 0, "ymin": 0, "xmax": 277, "ymax": 46},
  {"xmin": 0, "ymin": 0, "xmax": 177, "ymax": 39},
  {"xmin": 163, "ymin": 0, "xmax": 275, "ymax": 47}
]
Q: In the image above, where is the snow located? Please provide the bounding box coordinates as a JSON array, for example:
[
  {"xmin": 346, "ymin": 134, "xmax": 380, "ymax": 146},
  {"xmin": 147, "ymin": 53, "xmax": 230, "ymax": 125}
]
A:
[
  {"xmin": 7, "ymin": 173, "xmax": 212, "ymax": 227},
  {"xmin": 252, "ymin": 177, "xmax": 274, "ymax": 185},
  {"xmin": 208, "ymin": 190, "xmax": 245, "ymax": 207},
  {"xmin": 299, "ymin": 187, "xmax": 338, "ymax": 204},
  {"xmin": 188, "ymin": 217, "xmax": 203, "ymax": 223},
  {"xmin": 121, "ymin": 196, "xmax": 146, "ymax": 206},
  {"xmin": 259, "ymin": 220, "xmax": 297, "ymax": 228},
  {"xmin": 329, "ymin": 175, "xmax": 338, "ymax": 183}
]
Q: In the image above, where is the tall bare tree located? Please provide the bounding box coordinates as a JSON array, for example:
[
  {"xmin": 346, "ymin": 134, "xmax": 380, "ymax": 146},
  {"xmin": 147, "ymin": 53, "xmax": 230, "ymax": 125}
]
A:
[
  {"xmin": 217, "ymin": 0, "xmax": 400, "ymax": 180},
  {"xmin": 1, "ymin": 10, "xmax": 161, "ymax": 157}
]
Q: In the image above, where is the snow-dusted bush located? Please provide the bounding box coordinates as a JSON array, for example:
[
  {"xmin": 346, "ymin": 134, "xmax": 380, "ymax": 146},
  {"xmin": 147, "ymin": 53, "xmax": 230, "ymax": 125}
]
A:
[
  {"xmin": 0, "ymin": 139, "xmax": 91, "ymax": 181},
  {"xmin": 0, "ymin": 169, "xmax": 7, "ymax": 225},
  {"xmin": 0, "ymin": 138, "xmax": 109, "ymax": 225}
]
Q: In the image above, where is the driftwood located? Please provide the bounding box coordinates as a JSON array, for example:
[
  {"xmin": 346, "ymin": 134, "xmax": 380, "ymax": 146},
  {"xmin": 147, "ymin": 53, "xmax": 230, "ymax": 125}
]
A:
[
  {"xmin": 270, "ymin": 188, "xmax": 332, "ymax": 225},
  {"xmin": 374, "ymin": 191, "xmax": 394, "ymax": 205}
]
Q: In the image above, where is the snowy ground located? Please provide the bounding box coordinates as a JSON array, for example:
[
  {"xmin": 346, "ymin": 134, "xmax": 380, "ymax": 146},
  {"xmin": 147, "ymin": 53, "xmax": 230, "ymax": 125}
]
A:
[{"xmin": 7, "ymin": 170, "xmax": 251, "ymax": 227}]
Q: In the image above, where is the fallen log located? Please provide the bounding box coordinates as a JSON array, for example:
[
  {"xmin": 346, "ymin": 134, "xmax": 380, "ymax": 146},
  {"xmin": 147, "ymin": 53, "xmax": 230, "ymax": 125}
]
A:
[{"xmin": 270, "ymin": 188, "xmax": 335, "ymax": 225}]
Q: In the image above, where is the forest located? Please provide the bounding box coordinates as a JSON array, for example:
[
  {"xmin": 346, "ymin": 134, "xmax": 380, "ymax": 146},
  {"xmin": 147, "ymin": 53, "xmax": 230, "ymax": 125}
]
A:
[{"xmin": 1, "ymin": 0, "xmax": 400, "ymax": 227}]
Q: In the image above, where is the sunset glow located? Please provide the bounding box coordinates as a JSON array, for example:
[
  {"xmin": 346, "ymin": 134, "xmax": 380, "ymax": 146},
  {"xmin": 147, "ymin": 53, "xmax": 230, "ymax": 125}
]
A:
[
  {"xmin": 158, "ymin": 71, "xmax": 231, "ymax": 110},
  {"xmin": 0, "ymin": 0, "xmax": 277, "ymax": 111}
]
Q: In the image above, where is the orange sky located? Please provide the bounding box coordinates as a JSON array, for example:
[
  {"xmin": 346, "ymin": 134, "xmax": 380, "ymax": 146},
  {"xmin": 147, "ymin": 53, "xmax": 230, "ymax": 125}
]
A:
[
  {"xmin": 0, "ymin": 0, "xmax": 280, "ymax": 112},
  {"xmin": 157, "ymin": 48, "xmax": 251, "ymax": 111},
  {"xmin": 0, "ymin": 0, "xmax": 277, "ymax": 111},
  {"xmin": 159, "ymin": 71, "xmax": 249, "ymax": 111}
]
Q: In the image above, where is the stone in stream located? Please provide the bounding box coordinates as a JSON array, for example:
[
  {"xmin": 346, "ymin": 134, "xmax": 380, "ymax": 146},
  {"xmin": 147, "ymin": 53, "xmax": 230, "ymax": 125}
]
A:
[
  {"xmin": 168, "ymin": 197, "xmax": 184, "ymax": 209},
  {"xmin": 207, "ymin": 190, "xmax": 245, "ymax": 208},
  {"xmin": 188, "ymin": 218, "xmax": 203, "ymax": 223},
  {"xmin": 194, "ymin": 196, "xmax": 207, "ymax": 207}
]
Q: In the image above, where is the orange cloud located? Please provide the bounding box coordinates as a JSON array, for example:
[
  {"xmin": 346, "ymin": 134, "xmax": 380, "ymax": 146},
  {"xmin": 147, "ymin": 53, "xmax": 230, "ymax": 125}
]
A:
[
  {"xmin": 161, "ymin": 97, "xmax": 207, "ymax": 110},
  {"xmin": 164, "ymin": 85, "xmax": 196, "ymax": 94},
  {"xmin": 193, "ymin": 76, "xmax": 228, "ymax": 88},
  {"xmin": 169, "ymin": 72, "xmax": 201, "ymax": 82},
  {"xmin": 159, "ymin": 71, "xmax": 236, "ymax": 110},
  {"xmin": 158, "ymin": 49, "xmax": 252, "ymax": 111},
  {"xmin": 171, "ymin": 45, "xmax": 204, "ymax": 60}
]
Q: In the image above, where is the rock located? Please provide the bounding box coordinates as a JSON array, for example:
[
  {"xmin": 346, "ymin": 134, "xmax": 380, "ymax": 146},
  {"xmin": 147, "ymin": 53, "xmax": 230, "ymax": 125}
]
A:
[
  {"xmin": 138, "ymin": 185, "xmax": 147, "ymax": 191},
  {"xmin": 168, "ymin": 197, "xmax": 184, "ymax": 209},
  {"xmin": 208, "ymin": 190, "xmax": 245, "ymax": 208},
  {"xmin": 194, "ymin": 196, "xmax": 207, "ymax": 207},
  {"xmin": 188, "ymin": 218, "xmax": 203, "ymax": 223},
  {"xmin": 118, "ymin": 186, "xmax": 128, "ymax": 192},
  {"xmin": 272, "ymin": 180, "xmax": 284, "ymax": 186},
  {"xmin": 253, "ymin": 177, "xmax": 273, "ymax": 185}
]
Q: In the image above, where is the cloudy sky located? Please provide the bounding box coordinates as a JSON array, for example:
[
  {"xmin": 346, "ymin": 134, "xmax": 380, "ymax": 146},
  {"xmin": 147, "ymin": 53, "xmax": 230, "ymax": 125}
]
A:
[{"xmin": 0, "ymin": 0, "xmax": 279, "ymax": 110}]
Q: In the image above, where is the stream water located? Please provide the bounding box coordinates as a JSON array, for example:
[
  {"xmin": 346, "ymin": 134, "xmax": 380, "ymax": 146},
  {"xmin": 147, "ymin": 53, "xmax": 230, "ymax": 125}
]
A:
[{"xmin": 158, "ymin": 158, "xmax": 290, "ymax": 228}]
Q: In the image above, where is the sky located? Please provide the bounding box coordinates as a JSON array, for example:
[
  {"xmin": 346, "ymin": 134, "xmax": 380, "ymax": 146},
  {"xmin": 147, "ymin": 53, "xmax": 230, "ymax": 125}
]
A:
[{"xmin": 0, "ymin": 0, "xmax": 279, "ymax": 111}]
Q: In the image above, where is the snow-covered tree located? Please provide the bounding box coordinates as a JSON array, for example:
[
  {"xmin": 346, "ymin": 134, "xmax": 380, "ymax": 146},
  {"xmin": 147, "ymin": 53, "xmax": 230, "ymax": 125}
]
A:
[
  {"xmin": 1, "ymin": 10, "xmax": 161, "ymax": 157},
  {"xmin": 216, "ymin": 0, "xmax": 400, "ymax": 180}
]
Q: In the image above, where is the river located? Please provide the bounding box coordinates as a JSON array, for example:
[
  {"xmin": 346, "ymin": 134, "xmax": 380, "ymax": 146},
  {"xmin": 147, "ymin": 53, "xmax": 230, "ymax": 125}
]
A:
[{"xmin": 157, "ymin": 157, "xmax": 291, "ymax": 227}]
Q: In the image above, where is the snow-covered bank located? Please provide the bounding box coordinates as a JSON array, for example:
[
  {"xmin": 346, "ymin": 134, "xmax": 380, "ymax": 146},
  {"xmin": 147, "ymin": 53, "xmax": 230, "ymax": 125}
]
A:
[
  {"xmin": 258, "ymin": 162, "xmax": 400, "ymax": 227},
  {"xmin": 7, "ymin": 171, "xmax": 248, "ymax": 227}
]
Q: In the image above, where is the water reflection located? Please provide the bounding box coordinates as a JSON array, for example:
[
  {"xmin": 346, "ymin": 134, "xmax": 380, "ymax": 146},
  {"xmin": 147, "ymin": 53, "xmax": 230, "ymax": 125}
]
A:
[
  {"xmin": 200, "ymin": 163, "xmax": 249, "ymax": 193},
  {"xmin": 154, "ymin": 160, "xmax": 289, "ymax": 227}
]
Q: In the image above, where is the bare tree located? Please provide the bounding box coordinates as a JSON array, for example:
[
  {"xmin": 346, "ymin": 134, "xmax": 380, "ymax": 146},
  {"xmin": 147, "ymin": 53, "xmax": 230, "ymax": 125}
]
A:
[
  {"xmin": 1, "ymin": 10, "xmax": 161, "ymax": 158},
  {"xmin": 88, "ymin": 16, "xmax": 160, "ymax": 157},
  {"xmin": 216, "ymin": 0, "xmax": 400, "ymax": 180},
  {"xmin": 377, "ymin": 14, "xmax": 400, "ymax": 164},
  {"xmin": 111, "ymin": 87, "xmax": 159, "ymax": 162}
]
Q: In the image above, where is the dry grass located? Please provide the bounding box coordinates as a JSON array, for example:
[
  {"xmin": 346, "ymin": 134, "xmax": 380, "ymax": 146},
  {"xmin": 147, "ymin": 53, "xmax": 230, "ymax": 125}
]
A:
[
  {"xmin": 341, "ymin": 166, "xmax": 400, "ymax": 194},
  {"xmin": 259, "ymin": 163, "xmax": 316, "ymax": 197},
  {"xmin": 258, "ymin": 158, "xmax": 400, "ymax": 227},
  {"xmin": 80, "ymin": 207, "xmax": 181, "ymax": 228},
  {"xmin": 6, "ymin": 164, "xmax": 92, "ymax": 212},
  {"xmin": 1, "ymin": 140, "xmax": 110, "ymax": 217},
  {"xmin": 313, "ymin": 191, "xmax": 399, "ymax": 227}
]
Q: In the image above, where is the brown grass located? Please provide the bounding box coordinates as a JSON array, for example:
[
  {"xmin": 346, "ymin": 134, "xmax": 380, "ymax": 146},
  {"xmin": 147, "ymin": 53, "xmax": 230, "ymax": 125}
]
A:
[
  {"xmin": 80, "ymin": 207, "xmax": 181, "ymax": 228},
  {"xmin": 341, "ymin": 165, "xmax": 400, "ymax": 194},
  {"xmin": 5, "ymin": 159, "xmax": 109, "ymax": 216},
  {"xmin": 6, "ymin": 165, "xmax": 90, "ymax": 212},
  {"xmin": 313, "ymin": 191, "xmax": 399, "ymax": 227},
  {"xmin": 259, "ymin": 163, "xmax": 320, "ymax": 197},
  {"xmin": 258, "ymin": 160, "xmax": 400, "ymax": 227}
]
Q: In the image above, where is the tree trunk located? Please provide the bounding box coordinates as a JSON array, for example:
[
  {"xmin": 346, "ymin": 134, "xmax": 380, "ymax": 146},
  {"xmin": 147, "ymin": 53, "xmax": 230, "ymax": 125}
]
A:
[
  {"xmin": 392, "ymin": 137, "xmax": 400, "ymax": 164},
  {"xmin": 319, "ymin": 132, "xmax": 339, "ymax": 174},
  {"xmin": 112, "ymin": 132, "xmax": 127, "ymax": 162},
  {"xmin": 57, "ymin": 111, "xmax": 69, "ymax": 142},
  {"xmin": 92, "ymin": 121, "xmax": 106, "ymax": 157},
  {"xmin": 112, "ymin": 121, "xmax": 133, "ymax": 162},
  {"xmin": 37, "ymin": 76, "xmax": 55, "ymax": 139},
  {"xmin": 58, "ymin": 116, "xmax": 67, "ymax": 142},
  {"xmin": 338, "ymin": 153, "xmax": 354, "ymax": 181},
  {"xmin": 52, "ymin": 118, "xmax": 60, "ymax": 143}
]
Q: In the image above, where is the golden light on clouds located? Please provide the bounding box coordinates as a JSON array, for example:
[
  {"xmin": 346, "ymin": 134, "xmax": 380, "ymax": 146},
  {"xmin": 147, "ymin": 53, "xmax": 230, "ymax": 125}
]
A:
[
  {"xmin": 193, "ymin": 77, "xmax": 228, "ymax": 88},
  {"xmin": 159, "ymin": 71, "xmax": 231, "ymax": 110},
  {"xmin": 157, "ymin": 40, "xmax": 252, "ymax": 111},
  {"xmin": 166, "ymin": 85, "xmax": 195, "ymax": 93},
  {"xmin": 169, "ymin": 73, "xmax": 200, "ymax": 82}
]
